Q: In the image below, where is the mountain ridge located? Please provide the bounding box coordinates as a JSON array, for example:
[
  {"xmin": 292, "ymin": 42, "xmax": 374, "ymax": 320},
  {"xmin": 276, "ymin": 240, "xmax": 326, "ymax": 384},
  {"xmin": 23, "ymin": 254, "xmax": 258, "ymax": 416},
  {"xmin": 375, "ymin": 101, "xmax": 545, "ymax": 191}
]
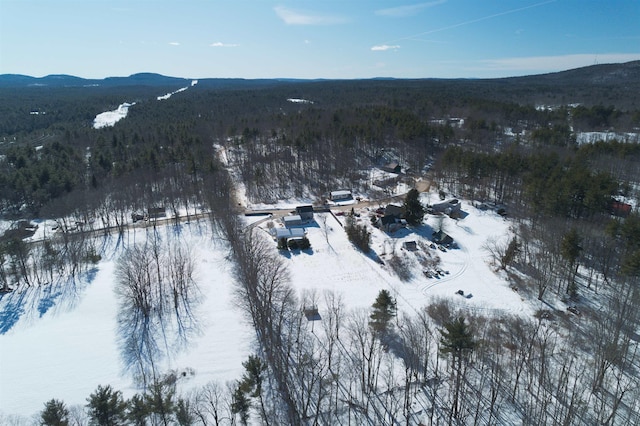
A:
[{"xmin": 1, "ymin": 61, "xmax": 639, "ymax": 89}]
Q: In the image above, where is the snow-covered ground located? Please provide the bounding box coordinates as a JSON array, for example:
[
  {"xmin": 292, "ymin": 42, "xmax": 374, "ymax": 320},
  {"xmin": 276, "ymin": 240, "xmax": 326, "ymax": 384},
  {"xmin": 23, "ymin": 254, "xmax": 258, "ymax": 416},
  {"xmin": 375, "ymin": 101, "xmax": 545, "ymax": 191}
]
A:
[
  {"xmin": 0, "ymin": 191, "xmax": 529, "ymax": 419},
  {"xmin": 276, "ymin": 196, "xmax": 530, "ymax": 318},
  {"xmin": 92, "ymin": 103, "xmax": 135, "ymax": 129},
  {"xmin": 576, "ymin": 131, "xmax": 639, "ymax": 144},
  {"xmin": 287, "ymin": 98, "xmax": 313, "ymax": 104},
  {"xmin": 157, "ymin": 80, "xmax": 198, "ymax": 100},
  {"xmin": 0, "ymin": 223, "xmax": 253, "ymax": 418}
]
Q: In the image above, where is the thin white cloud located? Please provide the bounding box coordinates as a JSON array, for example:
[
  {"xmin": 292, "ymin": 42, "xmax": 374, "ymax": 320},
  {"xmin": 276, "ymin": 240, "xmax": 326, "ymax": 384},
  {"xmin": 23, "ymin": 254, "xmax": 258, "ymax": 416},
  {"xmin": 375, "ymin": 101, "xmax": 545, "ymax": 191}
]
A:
[
  {"xmin": 375, "ymin": 1, "xmax": 447, "ymax": 17},
  {"xmin": 274, "ymin": 6, "xmax": 347, "ymax": 25},
  {"xmin": 384, "ymin": 0, "xmax": 556, "ymax": 43},
  {"xmin": 210, "ymin": 42, "xmax": 239, "ymax": 47},
  {"xmin": 169, "ymin": 42, "xmax": 180, "ymax": 46},
  {"xmin": 479, "ymin": 53, "xmax": 640, "ymax": 72},
  {"xmin": 371, "ymin": 44, "xmax": 401, "ymax": 51}
]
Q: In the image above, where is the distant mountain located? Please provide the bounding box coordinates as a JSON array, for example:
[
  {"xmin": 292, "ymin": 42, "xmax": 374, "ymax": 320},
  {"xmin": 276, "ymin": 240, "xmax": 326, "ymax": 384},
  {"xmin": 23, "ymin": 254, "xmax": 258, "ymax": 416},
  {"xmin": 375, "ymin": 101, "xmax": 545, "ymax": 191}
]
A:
[
  {"xmin": 103, "ymin": 73, "xmax": 192, "ymax": 87},
  {"xmin": 3, "ymin": 61, "xmax": 639, "ymax": 88},
  {"xmin": 0, "ymin": 73, "xmax": 192, "ymax": 88},
  {"xmin": 0, "ymin": 72, "xmax": 315, "ymax": 90},
  {"xmin": 1, "ymin": 61, "xmax": 639, "ymax": 106},
  {"xmin": 503, "ymin": 60, "xmax": 640, "ymax": 86}
]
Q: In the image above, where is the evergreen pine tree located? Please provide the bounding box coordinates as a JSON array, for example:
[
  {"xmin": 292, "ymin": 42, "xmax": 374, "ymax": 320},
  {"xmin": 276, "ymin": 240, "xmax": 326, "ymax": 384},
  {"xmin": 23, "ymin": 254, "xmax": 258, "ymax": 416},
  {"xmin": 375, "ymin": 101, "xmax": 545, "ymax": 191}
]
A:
[
  {"xmin": 40, "ymin": 399, "xmax": 69, "ymax": 426},
  {"xmin": 369, "ymin": 289, "xmax": 397, "ymax": 336},
  {"xmin": 440, "ymin": 316, "xmax": 475, "ymax": 419},
  {"xmin": 345, "ymin": 216, "xmax": 371, "ymax": 252},
  {"xmin": 126, "ymin": 394, "xmax": 148, "ymax": 426},
  {"xmin": 403, "ymin": 188, "xmax": 425, "ymax": 226},
  {"xmin": 86, "ymin": 384, "xmax": 127, "ymax": 426},
  {"xmin": 231, "ymin": 383, "xmax": 251, "ymax": 426},
  {"xmin": 241, "ymin": 355, "xmax": 269, "ymax": 421},
  {"xmin": 561, "ymin": 228, "xmax": 582, "ymax": 296},
  {"xmin": 175, "ymin": 398, "xmax": 194, "ymax": 426},
  {"xmin": 144, "ymin": 376, "xmax": 177, "ymax": 426}
]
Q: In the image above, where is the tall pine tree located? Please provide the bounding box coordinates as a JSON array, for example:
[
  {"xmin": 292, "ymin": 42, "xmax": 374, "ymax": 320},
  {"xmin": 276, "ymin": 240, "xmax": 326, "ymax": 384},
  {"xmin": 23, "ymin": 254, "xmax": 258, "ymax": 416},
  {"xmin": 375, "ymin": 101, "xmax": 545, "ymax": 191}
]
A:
[
  {"xmin": 440, "ymin": 316, "xmax": 475, "ymax": 419},
  {"xmin": 369, "ymin": 289, "xmax": 397, "ymax": 337},
  {"xmin": 403, "ymin": 188, "xmax": 425, "ymax": 226},
  {"xmin": 86, "ymin": 384, "xmax": 127, "ymax": 426}
]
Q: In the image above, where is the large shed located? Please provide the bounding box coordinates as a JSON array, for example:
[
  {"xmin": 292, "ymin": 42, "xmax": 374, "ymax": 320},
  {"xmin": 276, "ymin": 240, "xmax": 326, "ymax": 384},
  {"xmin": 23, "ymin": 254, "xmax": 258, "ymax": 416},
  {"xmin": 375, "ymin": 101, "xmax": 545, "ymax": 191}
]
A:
[
  {"xmin": 283, "ymin": 215, "xmax": 304, "ymax": 227},
  {"xmin": 272, "ymin": 228, "xmax": 306, "ymax": 240},
  {"xmin": 330, "ymin": 190, "xmax": 353, "ymax": 202}
]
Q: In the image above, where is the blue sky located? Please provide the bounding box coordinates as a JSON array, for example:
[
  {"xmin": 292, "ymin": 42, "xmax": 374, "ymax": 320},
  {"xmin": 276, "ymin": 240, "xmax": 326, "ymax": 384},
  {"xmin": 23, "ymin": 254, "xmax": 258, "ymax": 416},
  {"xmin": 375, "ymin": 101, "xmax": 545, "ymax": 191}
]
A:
[{"xmin": 1, "ymin": 0, "xmax": 639, "ymax": 79}]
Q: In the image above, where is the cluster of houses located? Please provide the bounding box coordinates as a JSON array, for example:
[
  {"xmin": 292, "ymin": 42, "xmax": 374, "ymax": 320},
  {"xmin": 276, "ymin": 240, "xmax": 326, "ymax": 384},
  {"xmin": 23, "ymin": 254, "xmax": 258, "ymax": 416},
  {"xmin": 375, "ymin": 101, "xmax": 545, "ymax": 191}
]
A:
[
  {"xmin": 281, "ymin": 205, "xmax": 314, "ymax": 227},
  {"xmin": 270, "ymin": 191, "xmax": 465, "ymax": 253},
  {"xmin": 271, "ymin": 205, "xmax": 315, "ymax": 246}
]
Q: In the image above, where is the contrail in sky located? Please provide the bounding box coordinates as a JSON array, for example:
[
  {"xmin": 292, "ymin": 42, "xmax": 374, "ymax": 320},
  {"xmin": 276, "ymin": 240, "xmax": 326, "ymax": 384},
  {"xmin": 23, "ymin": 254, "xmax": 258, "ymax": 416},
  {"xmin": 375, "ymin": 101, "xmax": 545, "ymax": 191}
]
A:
[{"xmin": 383, "ymin": 0, "xmax": 557, "ymax": 44}]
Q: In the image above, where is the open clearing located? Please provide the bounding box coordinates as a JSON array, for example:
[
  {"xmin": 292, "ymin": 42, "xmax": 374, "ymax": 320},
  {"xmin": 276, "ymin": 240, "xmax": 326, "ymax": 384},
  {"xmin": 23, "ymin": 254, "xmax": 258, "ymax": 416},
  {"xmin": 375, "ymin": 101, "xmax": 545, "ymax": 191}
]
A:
[{"xmin": 0, "ymin": 192, "xmax": 528, "ymax": 418}]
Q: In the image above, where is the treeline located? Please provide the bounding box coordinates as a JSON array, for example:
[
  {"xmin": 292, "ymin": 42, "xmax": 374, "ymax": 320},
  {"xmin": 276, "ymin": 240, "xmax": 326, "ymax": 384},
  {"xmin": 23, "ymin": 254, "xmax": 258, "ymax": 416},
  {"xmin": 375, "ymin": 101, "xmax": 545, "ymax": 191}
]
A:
[
  {"xmin": 436, "ymin": 145, "xmax": 619, "ymax": 219},
  {"xmin": 1, "ymin": 77, "xmax": 639, "ymax": 216},
  {"xmin": 0, "ymin": 85, "xmax": 183, "ymax": 136},
  {"xmin": 0, "ymin": 142, "xmax": 85, "ymax": 212}
]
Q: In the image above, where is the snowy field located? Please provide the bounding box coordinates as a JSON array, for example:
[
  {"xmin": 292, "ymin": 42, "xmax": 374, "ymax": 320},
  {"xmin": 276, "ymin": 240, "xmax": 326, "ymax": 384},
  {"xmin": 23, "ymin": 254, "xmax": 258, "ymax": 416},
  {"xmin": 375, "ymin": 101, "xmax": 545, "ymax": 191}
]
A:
[
  {"xmin": 279, "ymin": 196, "xmax": 531, "ymax": 318},
  {"xmin": 0, "ymin": 223, "xmax": 253, "ymax": 418},
  {"xmin": 0, "ymin": 192, "xmax": 529, "ymax": 419}
]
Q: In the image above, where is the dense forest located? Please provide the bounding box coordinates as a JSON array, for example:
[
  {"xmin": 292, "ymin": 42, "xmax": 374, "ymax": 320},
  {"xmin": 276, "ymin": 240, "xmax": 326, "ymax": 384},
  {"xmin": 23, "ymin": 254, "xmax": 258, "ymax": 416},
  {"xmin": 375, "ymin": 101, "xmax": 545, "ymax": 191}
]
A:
[{"xmin": 1, "ymin": 62, "xmax": 640, "ymax": 425}]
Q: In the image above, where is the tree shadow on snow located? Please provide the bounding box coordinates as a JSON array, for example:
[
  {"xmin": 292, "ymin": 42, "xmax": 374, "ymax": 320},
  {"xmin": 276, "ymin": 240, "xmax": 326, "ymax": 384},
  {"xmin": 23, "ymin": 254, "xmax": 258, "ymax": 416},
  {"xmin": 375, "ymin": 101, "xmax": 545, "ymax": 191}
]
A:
[
  {"xmin": 364, "ymin": 249, "xmax": 385, "ymax": 265},
  {"xmin": 0, "ymin": 267, "xmax": 98, "ymax": 334},
  {"xmin": 399, "ymin": 223, "xmax": 436, "ymax": 241},
  {"xmin": 0, "ymin": 290, "xmax": 27, "ymax": 334}
]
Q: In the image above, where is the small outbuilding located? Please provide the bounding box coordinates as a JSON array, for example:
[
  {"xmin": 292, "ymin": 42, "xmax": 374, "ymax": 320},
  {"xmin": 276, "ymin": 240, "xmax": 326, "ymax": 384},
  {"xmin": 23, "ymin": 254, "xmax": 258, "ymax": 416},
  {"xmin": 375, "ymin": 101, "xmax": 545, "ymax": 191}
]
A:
[
  {"xmin": 432, "ymin": 230, "xmax": 454, "ymax": 247},
  {"xmin": 303, "ymin": 306, "xmax": 321, "ymax": 321},
  {"xmin": 147, "ymin": 207, "xmax": 166, "ymax": 219},
  {"xmin": 611, "ymin": 200, "xmax": 632, "ymax": 217},
  {"xmin": 381, "ymin": 162, "xmax": 402, "ymax": 174},
  {"xmin": 403, "ymin": 241, "xmax": 418, "ymax": 251}
]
